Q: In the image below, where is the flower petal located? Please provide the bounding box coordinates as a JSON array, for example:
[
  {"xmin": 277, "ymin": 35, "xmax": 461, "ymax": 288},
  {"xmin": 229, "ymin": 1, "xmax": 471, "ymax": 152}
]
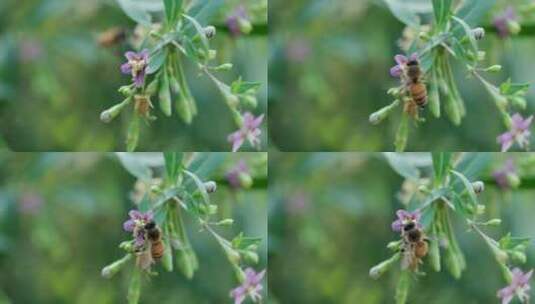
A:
[
  {"xmin": 125, "ymin": 51, "xmax": 137, "ymax": 61},
  {"xmin": 394, "ymin": 54, "xmax": 408, "ymax": 65},
  {"xmin": 390, "ymin": 65, "xmax": 402, "ymax": 78},
  {"xmin": 123, "ymin": 219, "xmax": 135, "ymax": 232},
  {"xmin": 121, "ymin": 63, "xmax": 132, "ymax": 74}
]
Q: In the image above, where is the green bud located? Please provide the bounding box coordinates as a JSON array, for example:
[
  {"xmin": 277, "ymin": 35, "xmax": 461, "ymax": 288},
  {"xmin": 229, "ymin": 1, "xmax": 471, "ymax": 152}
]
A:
[
  {"xmin": 101, "ymin": 254, "xmax": 133, "ymax": 279},
  {"xmin": 511, "ymin": 251, "xmax": 527, "ymax": 264},
  {"xmin": 242, "ymin": 250, "xmax": 259, "ymax": 264},
  {"xmin": 472, "ymin": 27, "xmax": 485, "ymax": 40},
  {"xmin": 387, "ymin": 240, "xmax": 402, "ymax": 251},
  {"xmin": 507, "ymin": 20, "xmax": 521, "ymax": 35},
  {"xmin": 485, "ymin": 65, "xmax": 502, "ymax": 73},
  {"xmin": 100, "ymin": 99, "xmax": 129, "ymax": 123},
  {"xmin": 507, "ymin": 173, "xmax": 521, "ymax": 188},
  {"xmin": 127, "ymin": 269, "xmax": 141, "ymax": 304},
  {"xmin": 238, "ymin": 172, "xmax": 253, "ymax": 189},
  {"xmin": 158, "ymin": 73, "xmax": 172, "ymax": 117},
  {"xmin": 213, "ymin": 63, "xmax": 233, "ymax": 71},
  {"xmin": 369, "ymin": 100, "xmax": 400, "ymax": 125},
  {"xmin": 483, "ymin": 219, "xmax": 502, "ymax": 226},
  {"xmin": 476, "ymin": 204, "xmax": 486, "ymax": 215},
  {"xmin": 511, "ymin": 96, "xmax": 527, "ymax": 110},
  {"xmin": 471, "ymin": 181, "xmax": 485, "ymax": 194},
  {"xmin": 119, "ymin": 85, "xmax": 134, "ymax": 96},
  {"xmin": 119, "ymin": 241, "xmax": 134, "ymax": 252},
  {"xmin": 146, "ymin": 78, "xmax": 159, "ymax": 95},
  {"xmin": 242, "ymin": 95, "xmax": 258, "ymax": 108},
  {"xmin": 161, "ymin": 241, "xmax": 173, "ymax": 272},
  {"xmin": 217, "ymin": 219, "xmax": 234, "ymax": 226},
  {"xmin": 477, "ymin": 51, "xmax": 486, "ymax": 61},
  {"xmin": 208, "ymin": 50, "xmax": 217, "ymax": 60},
  {"xmin": 238, "ymin": 19, "xmax": 253, "ymax": 34},
  {"xmin": 369, "ymin": 253, "xmax": 400, "ymax": 280},
  {"xmin": 207, "ymin": 204, "xmax": 218, "ymax": 215}
]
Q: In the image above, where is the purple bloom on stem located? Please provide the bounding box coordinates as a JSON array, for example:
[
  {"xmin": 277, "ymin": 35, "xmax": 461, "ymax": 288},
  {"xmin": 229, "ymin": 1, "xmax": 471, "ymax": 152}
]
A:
[
  {"xmin": 228, "ymin": 112, "xmax": 264, "ymax": 152},
  {"xmin": 226, "ymin": 160, "xmax": 250, "ymax": 189},
  {"xmin": 226, "ymin": 6, "xmax": 250, "ymax": 37},
  {"xmin": 390, "ymin": 53, "xmax": 418, "ymax": 78},
  {"xmin": 123, "ymin": 209, "xmax": 153, "ymax": 232},
  {"xmin": 230, "ymin": 268, "xmax": 266, "ymax": 304},
  {"xmin": 497, "ymin": 268, "xmax": 533, "ymax": 304},
  {"xmin": 121, "ymin": 49, "xmax": 149, "ymax": 87},
  {"xmin": 497, "ymin": 113, "xmax": 533, "ymax": 152},
  {"xmin": 494, "ymin": 7, "xmax": 519, "ymax": 38},
  {"xmin": 391, "ymin": 209, "xmax": 421, "ymax": 232},
  {"xmin": 493, "ymin": 159, "xmax": 518, "ymax": 189}
]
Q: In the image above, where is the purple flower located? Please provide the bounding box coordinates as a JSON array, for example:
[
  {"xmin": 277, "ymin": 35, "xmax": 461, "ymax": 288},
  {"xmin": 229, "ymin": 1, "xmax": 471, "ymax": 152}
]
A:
[
  {"xmin": 497, "ymin": 268, "xmax": 532, "ymax": 304},
  {"xmin": 230, "ymin": 268, "xmax": 266, "ymax": 304},
  {"xmin": 497, "ymin": 113, "xmax": 533, "ymax": 152},
  {"xmin": 226, "ymin": 160, "xmax": 250, "ymax": 189},
  {"xmin": 18, "ymin": 192, "xmax": 44, "ymax": 215},
  {"xmin": 390, "ymin": 53, "xmax": 418, "ymax": 78},
  {"xmin": 494, "ymin": 7, "xmax": 519, "ymax": 38},
  {"xmin": 226, "ymin": 5, "xmax": 251, "ymax": 37},
  {"xmin": 493, "ymin": 159, "xmax": 519, "ymax": 189},
  {"xmin": 228, "ymin": 112, "xmax": 264, "ymax": 152},
  {"xmin": 123, "ymin": 210, "xmax": 153, "ymax": 246},
  {"xmin": 121, "ymin": 49, "xmax": 149, "ymax": 87},
  {"xmin": 391, "ymin": 209, "xmax": 421, "ymax": 232}
]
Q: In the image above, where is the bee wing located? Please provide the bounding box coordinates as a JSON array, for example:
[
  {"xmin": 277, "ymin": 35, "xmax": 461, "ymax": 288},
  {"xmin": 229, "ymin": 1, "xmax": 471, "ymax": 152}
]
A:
[{"xmin": 136, "ymin": 245, "xmax": 154, "ymax": 270}]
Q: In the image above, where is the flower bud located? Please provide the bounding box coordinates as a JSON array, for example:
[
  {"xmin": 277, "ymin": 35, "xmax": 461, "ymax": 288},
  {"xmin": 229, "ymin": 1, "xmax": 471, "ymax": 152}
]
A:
[
  {"xmin": 241, "ymin": 95, "xmax": 258, "ymax": 108},
  {"xmin": 238, "ymin": 18, "xmax": 252, "ymax": 34},
  {"xmin": 100, "ymin": 100, "xmax": 128, "ymax": 123},
  {"xmin": 204, "ymin": 26, "xmax": 217, "ymax": 39},
  {"xmin": 101, "ymin": 254, "xmax": 132, "ymax": 279},
  {"xmin": 207, "ymin": 204, "xmax": 218, "ymax": 215},
  {"xmin": 476, "ymin": 204, "xmax": 486, "ymax": 215},
  {"xmin": 208, "ymin": 49, "xmax": 217, "ymax": 60},
  {"xmin": 238, "ymin": 172, "xmax": 253, "ymax": 189},
  {"xmin": 477, "ymin": 51, "xmax": 486, "ymax": 61},
  {"xmin": 119, "ymin": 241, "xmax": 134, "ymax": 252},
  {"xmin": 483, "ymin": 219, "xmax": 502, "ymax": 226},
  {"xmin": 387, "ymin": 240, "xmax": 402, "ymax": 251},
  {"xmin": 485, "ymin": 65, "xmax": 502, "ymax": 73},
  {"xmin": 369, "ymin": 100, "xmax": 399, "ymax": 125},
  {"xmin": 471, "ymin": 181, "xmax": 485, "ymax": 194},
  {"xmin": 118, "ymin": 85, "xmax": 134, "ymax": 96},
  {"xmin": 204, "ymin": 181, "xmax": 217, "ymax": 193},
  {"xmin": 369, "ymin": 253, "xmax": 400, "ymax": 280},
  {"xmin": 146, "ymin": 78, "xmax": 159, "ymax": 95},
  {"xmin": 472, "ymin": 27, "xmax": 485, "ymax": 40},
  {"xmin": 511, "ymin": 96, "xmax": 527, "ymax": 110},
  {"xmin": 213, "ymin": 63, "xmax": 233, "ymax": 71},
  {"xmin": 511, "ymin": 251, "xmax": 527, "ymax": 264},
  {"xmin": 242, "ymin": 250, "xmax": 259, "ymax": 264},
  {"xmin": 507, "ymin": 20, "xmax": 521, "ymax": 35},
  {"xmin": 217, "ymin": 219, "xmax": 234, "ymax": 226},
  {"xmin": 507, "ymin": 173, "xmax": 521, "ymax": 188}
]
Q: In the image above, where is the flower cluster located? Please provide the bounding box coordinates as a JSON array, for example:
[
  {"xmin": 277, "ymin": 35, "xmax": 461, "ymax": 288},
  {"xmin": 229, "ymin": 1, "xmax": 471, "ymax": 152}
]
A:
[
  {"xmin": 121, "ymin": 50, "xmax": 149, "ymax": 88},
  {"xmin": 123, "ymin": 209, "xmax": 153, "ymax": 247}
]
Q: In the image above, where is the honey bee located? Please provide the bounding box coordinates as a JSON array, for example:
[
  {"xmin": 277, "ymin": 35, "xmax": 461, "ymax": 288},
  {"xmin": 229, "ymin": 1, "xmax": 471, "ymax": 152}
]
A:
[
  {"xmin": 134, "ymin": 94, "xmax": 153, "ymax": 118},
  {"xmin": 97, "ymin": 27, "xmax": 126, "ymax": 47},
  {"xmin": 400, "ymin": 222, "xmax": 429, "ymax": 271},
  {"xmin": 134, "ymin": 221, "xmax": 164, "ymax": 270},
  {"xmin": 405, "ymin": 59, "xmax": 428, "ymax": 108},
  {"xmin": 145, "ymin": 221, "xmax": 165, "ymax": 260}
]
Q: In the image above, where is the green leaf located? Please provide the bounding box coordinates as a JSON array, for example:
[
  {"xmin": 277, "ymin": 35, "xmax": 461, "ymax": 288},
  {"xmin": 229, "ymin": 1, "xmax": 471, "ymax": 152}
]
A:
[
  {"xmin": 451, "ymin": 16, "xmax": 478, "ymax": 56},
  {"xmin": 231, "ymin": 79, "xmax": 262, "ymax": 95},
  {"xmin": 117, "ymin": 0, "xmax": 152, "ymax": 26},
  {"xmin": 147, "ymin": 49, "xmax": 165, "ymax": 74},
  {"xmin": 183, "ymin": 14, "xmax": 209, "ymax": 57},
  {"xmin": 184, "ymin": 170, "xmax": 210, "ymax": 206},
  {"xmin": 455, "ymin": 0, "xmax": 497, "ymax": 27},
  {"xmin": 163, "ymin": 0, "xmax": 183, "ymax": 24},
  {"xmin": 500, "ymin": 79, "xmax": 530, "ymax": 96},
  {"xmin": 116, "ymin": 152, "xmax": 152, "ymax": 181},
  {"xmin": 453, "ymin": 153, "xmax": 491, "ymax": 182},
  {"xmin": 384, "ymin": 0, "xmax": 421, "ymax": 28},
  {"xmin": 432, "ymin": 0, "xmax": 452, "ymax": 29},
  {"xmin": 450, "ymin": 170, "xmax": 478, "ymax": 209},
  {"xmin": 186, "ymin": 153, "xmax": 227, "ymax": 181},
  {"xmin": 394, "ymin": 113, "xmax": 409, "ymax": 152},
  {"xmin": 164, "ymin": 152, "xmax": 184, "ymax": 183},
  {"xmin": 126, "ymin": 115, "xmax": 140, "ymax": 152},
  {"xmin": 383, "ymin": 153, "xmax": 420, "ymax": 180},
  {"xmin": 432, "ymin": 152, "xmax": 452, "ymax": 185},
  {"xmin": 127, "ymin": 268, "xmax": 141, "ymax": 304}
]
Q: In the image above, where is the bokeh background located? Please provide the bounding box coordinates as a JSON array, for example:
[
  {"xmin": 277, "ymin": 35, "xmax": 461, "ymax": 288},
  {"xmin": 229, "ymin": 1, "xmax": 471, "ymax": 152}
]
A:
[
  {"xmin": 269, "ymin": 152, "xmax": 535, "ymax": 303},
  {"xmin": 0, "ymin": 0, "xmax": 267, "ymax": 151},
  {"xmin": 0, "ymin": 152, "xmax": 267, "ymax": 303},
  {"xmin": 269, "ymin": 0, "xmax": 535, "ymax": 151}
]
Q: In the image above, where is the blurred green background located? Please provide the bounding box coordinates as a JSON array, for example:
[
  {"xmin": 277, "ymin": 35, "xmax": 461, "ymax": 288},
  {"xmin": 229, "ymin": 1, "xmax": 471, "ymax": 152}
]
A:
[
  {"xmin": 269, "ymin": 0, "xmax": 535, "ymax": 151},
  {"xmin": 268, "ymin": 152, "xmax": 535, "ymax": 303},
  {"xmin": 0, "ymin": 152, "xmax": 267, "ymax": 303},
  {"xmin": 0, "ymin": 0, "xmax": 267, "ymax": 151}
]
